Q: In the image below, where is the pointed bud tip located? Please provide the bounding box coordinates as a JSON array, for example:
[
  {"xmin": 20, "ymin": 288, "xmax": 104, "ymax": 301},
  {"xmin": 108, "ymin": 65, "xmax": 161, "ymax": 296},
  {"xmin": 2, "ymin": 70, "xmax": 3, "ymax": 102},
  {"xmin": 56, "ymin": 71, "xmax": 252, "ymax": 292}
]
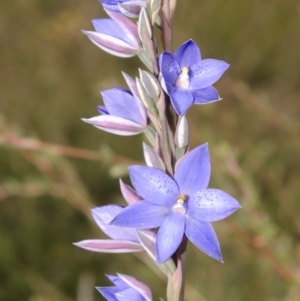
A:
[{"xmin": 81, "ymin": 118, "xmax": 91, "ymax": 123}]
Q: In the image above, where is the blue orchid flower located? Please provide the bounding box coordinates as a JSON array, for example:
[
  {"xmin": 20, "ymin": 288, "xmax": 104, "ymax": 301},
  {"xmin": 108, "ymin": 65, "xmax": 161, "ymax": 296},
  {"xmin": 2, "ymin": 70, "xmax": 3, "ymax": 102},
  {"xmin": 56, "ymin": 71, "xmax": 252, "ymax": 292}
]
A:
[
  {"xmin": 159, "ymin": 39, "xmax": 229, "ymax": 115},
  {"xmin": 111, "ymin": 143, "xmax": 241, "ymax": 263}
]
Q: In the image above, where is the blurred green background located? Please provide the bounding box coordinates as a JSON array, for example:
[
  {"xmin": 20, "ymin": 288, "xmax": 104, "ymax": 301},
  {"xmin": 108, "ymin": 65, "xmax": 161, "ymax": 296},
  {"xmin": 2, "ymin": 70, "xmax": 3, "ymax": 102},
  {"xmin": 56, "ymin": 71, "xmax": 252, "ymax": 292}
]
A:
[{"xmin": 0, "ymin": 0, "xmax": 300, "ymax": 300}]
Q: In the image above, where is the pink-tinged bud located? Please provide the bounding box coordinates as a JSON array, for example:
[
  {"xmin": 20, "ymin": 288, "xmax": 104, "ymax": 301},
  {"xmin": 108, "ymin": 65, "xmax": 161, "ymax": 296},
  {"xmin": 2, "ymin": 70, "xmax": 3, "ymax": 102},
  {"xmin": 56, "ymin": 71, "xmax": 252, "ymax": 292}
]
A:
[
  {"xmin": 105, "ymin": 9, "xmax": 139, "ymax": 47},
  {"xmin": 73, "ymin": 239, "xmax": 143, "ymax": 253},
  {"xmin": 82, "ymin": 84, "xmax": 148, "ymax": 136},
  {"xmin": 83, "ymin": 30, "xmax": 138, "ymax": 57},
  {"xmin": 118, "ymin": 1, "xmax": 147, "ymax": 18},
  {"xmin": 82, "ymin": 115, "xmax": 145, "ymax": 136},
  {"xmin": 99, "ymin": 0, "xmax": 146, "ymax": 18},
  {"xmin": 83, "ymin": 10, "xmax": 140, "ymax": 58}
]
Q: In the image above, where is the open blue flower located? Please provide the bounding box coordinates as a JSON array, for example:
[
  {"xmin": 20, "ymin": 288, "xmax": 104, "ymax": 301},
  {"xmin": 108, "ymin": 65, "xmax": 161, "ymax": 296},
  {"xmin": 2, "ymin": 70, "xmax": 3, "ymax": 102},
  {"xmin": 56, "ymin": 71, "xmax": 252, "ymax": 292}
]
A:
[
  {"xmin": 98, "ymin": 274, "xmax": 152, "ymax": 301},
  {"xmin": 111, "ymin": 143, "xmax": 241, "ymax": 263},
  {"xmin": 159, "ymin": 39, "xmax": 229, "ymax": 115}
]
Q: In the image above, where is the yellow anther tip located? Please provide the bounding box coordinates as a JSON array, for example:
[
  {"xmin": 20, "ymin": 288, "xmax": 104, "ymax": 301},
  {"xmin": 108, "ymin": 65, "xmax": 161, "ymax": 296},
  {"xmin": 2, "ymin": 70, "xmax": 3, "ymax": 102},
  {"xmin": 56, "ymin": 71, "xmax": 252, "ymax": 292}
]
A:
[
  {"xmin": 177, "ymin": 194, "xmax": 187, "ymax": 203},
  {"xmin": 181, "ymin": 67, "xmax": 189, "ymax": 74}
]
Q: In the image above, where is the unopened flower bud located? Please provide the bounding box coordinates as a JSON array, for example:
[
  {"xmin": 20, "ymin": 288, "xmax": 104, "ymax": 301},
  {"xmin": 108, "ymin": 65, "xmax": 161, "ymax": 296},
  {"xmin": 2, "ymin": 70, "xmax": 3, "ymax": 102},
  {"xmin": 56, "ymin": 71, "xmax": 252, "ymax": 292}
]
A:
[{"xmin": 175, "ymin": 116, "xmax": 189, "ymax": 148}]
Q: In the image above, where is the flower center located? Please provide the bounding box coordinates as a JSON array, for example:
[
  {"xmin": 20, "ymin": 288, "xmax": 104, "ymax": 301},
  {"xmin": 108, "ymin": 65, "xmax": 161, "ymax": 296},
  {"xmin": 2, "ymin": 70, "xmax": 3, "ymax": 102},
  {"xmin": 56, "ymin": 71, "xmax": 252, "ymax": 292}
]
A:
[
  {"xmin": 172, "ymin": 194, "xmax": 187, "ymax": 214},
  {"xmin": 175, "ymin": 67, "xmax": 190, "ymax": 89}
]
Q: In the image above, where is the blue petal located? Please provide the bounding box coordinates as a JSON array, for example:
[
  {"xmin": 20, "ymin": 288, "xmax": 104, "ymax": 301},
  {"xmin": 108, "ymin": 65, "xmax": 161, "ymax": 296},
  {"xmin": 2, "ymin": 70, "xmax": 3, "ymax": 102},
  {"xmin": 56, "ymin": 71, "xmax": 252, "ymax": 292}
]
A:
[
  {"xmin": 105, "ymin": 9, "xmax": 139, "ymax": 47},
  {"xmin": 170, "ymin": 88, "xmax": 194, "ymax": 115},
  {"xmin": 102, "ymin": 88, "xmax": 146, "ymax": 125},
  {"xmin": 111, "ymin": 201, "xmax": 169, "ymax": 229},
  {"xmin": 159, "ymin": 52, "xmax": 181, "ymax": 86},
  {"xmin": 156, "ymin": 211, "xmax": 185, "ymax": 263},
  {"xmin": 174, "ymin": 39, "xmax": 201, "ymax": 68},
  {"xmin": 97, "ymin": 287, "xmax": 119, "ymax": 301},
  {"xmin": 101, "ymin": 0, "xmax": 119, "ymax": 5},
  {"xmin": 185, "ymin": 217, "xmax": 222, "ymax": 262},
  {"xmin": 101, "ymin": 3, "xmax": 119, "ymax": 12},
  {"xmin": 122, "ymin": 72, "xmax": 147, "ymax": 122},
  {"xmin": 174, "ymin": 144, "xmax": 211, "ymax": 195},
  {"xmin": 91, "ymin": 206, "xmax": 139, "ymax": 242},
  {"xmin": 187, "ymin": 189, "xmax": 241, "ymax": 222},
  {"xmin": 101, "ymin": 0, "xmax": 130, "ymax": 12},
  {"xmin": 191, "ymin": 86, "xmax": 221, "ymax": 104},
  {"xmin": 116, "ymin": 288, "xmax": 144, "ymax": 301},
  {"xmin": 189, "ymin": 59, "xmax": 229, "ymax": 89},
  {"xmin": 98, "ymin": 105, "xmax": 109, "ymax": 115},
  {"xmin": 129, "ymin": 166, "xmax": 179, "ymax": 207},
  {"xmin": 92, "ymin": 19, "xmax": 133, "ymax": 45},
  {"xmin": 107, "ymin": 275, "xmax": 129, "ymax": 290}
]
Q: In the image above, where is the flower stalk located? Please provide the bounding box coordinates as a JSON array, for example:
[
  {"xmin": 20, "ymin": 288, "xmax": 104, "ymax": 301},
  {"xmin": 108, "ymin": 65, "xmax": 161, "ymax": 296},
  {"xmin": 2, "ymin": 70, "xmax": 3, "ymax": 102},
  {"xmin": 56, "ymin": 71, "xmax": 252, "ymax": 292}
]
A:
[
  {"xmin": 161, "ymin": 0, "xmax": 173, "ymax": 52},
  {"xmin": 77, "ymin": 1, "xmax": 240, "ymax": 301}
]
